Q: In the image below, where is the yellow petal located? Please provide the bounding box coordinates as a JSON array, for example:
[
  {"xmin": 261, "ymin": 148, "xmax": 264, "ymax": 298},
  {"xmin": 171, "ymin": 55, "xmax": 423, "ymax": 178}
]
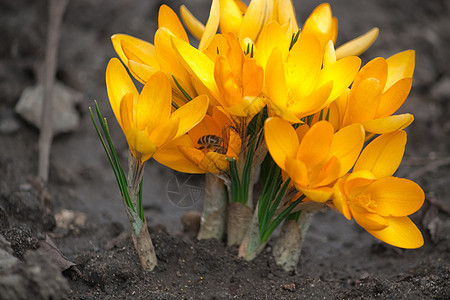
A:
[
  {"xmin": 319, "ymin": 55, "xmax": 361, "ymax": 105},
  {"xmin": 265, "ymin": 47, "xmax": 287, "ymax": 107},
  {"xmin": 336, "ymin": 27, "xmax": 379, "ymax": 60},
  {"xmin": 154, "ymin": 28, "xmax": 195, "ymax": 93},
  {"xmin": 288, "ymin": 81, "xmax": 332, "ymax": 118},
  {"xmin": 180, "ymin": 5, "xmax": 205, "ymax": 41},
  {"xmin": 287, "ymin": 33, "xmax": 322, "ymax": 97},
  {"xmin": 333, "ymin": 178, "xmax": 351, "ymax": 220},
  {"xmin": 225, "ymin": 96, "xmax": 265, "ymax": 118},
  {"xmin": 276, "ymin": 0, "xmax": 299, "ymax": 32},
  {"xmin": 158, "ymin": 4, "xmax": 189, "ymax": 42},
  {"xmin": 149, "ymin": 117, "xmax": 180, "ymax": 148},
  {"xmin": 344, "ymin": 170, "xmax": 376, "ymax": 198},
  {"xmin": 226, "ymin": 129, "xmax": 242, "ymax": 158},
  {"xmin": 106, "ymin": 58, "xmax": 138, "ymax": 127},
  {"xmin": 127, "ymin": 60, "xmax": 157, "ymax": 84},
  {"xmin": 299, "ymin": 186, "xmax": 333, "ymax": 203},
  {"xmin": 352, "ymin": 211, "xmax": 389, "ymax": 231},
  {"xmin": 202, "ymin": 151, "xmax": 229, "ymax": 173},
  {"xmin": 189, "ymin": 115, "xmax": 222, "ymax": 144},
  {"xmin": 342, "ymin": 77, "xmax": 381, "ymax": 127},
  {"xmin": 199, "ymin": 0, "xmax": 220, "ymax": 52},
  {"xmin": 297, "ymin": 121, "xmax": 334, "ymax": 170},
  {"xmin": 363, "ymin": 177, "xmax": 425, "ymax": 217},
  {"xmin": 111, "ymin": 34, "xmax": 158, "ymax": 69},
  {"xmin": 242, "ymin": 59, "xmax": 263, "ymax": 97},
  {"xmin": 154, "ymin": 135, "xmax": 206, "ymax": 173},
  {"xmin": 219, "ymin": 0, "xmax": 243, "ymax": 35},
  {"xmin": 301, "ymin": 3, "xmax": 333, "ymax": 49},
  {"xmin": 366, "ymin": 216, "xmax": 424, "ymax": 249},
  {"xmin": 354, "ymin": 57, "xmax": 388, "ymax": 91},
  {"xmin": 178, "ymin": 145, "xmax": 205, "ymax": 168},
  {"xmin": 255, "ymin": 21, "xmax": 290, "ymax": 69},
  {"xmin": 125, "ymin": 127, "xmax": 157, "ymax": 162},
  {"xmin": 170, "ymin": 94, "xmax": 209, "ymax": 139},
  {"xmin": 354, "ymin": 131, "xmax": 406, "ymax": 178},
  {"xmin": 362, "ymin": 114, "xmax": 414, "ymax": 134},
  {"xmin": 264, "ymin": 117, "xmax": 299, "ymax": 170},
  {"xmin": 234, "ymin": 0, "xmax": 248, "ymax": 14},
  {"xmin": 323, "ymin": 40, "xmax": 336, "ymax": 67},
  {"xmin": 385, "ymin": 50, "xmax": 415, "ymax": 91},
  {"xmin": 330, "ymin": 123, "xmax": 365, "ymax": 177},
  {"xmin": 119, "ymin": 93, "xmax": 135, "ymax": 132},
  {"xmin": 310, "ymin": 155, "xmax": 341, "ymax": 187},
  {"xmin": 120, "ymin": 38, "xmax": 160, "ymax": 72},
  {"xmin": 285, "ymin": 157, "xmax": 309, "ymax": 187},
  {"xmin": 377, "ymin": 78, "xmax": 413, "ymax": 118},
  {"xmin": 137, "ymin": 71, "xmax": 171, "ymax": 132},
  {"xmin": 239, "ymin": 0, "xmax": 271, "ymax": 42},
  {"xmin": 171, "ymin": 36, "xmax": 221, "ymax": 105}
]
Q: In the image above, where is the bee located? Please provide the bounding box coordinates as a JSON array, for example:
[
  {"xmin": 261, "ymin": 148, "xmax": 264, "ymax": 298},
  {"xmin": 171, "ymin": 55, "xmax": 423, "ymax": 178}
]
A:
[{"xmin": 197, "ymin": 135, "xmax": 226, "ymax": 154}]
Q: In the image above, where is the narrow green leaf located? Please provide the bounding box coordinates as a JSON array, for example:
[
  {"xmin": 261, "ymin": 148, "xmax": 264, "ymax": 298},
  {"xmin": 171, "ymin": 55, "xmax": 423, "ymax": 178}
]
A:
[{"xmin": 172, "ymin": 75, "xmax": 192, "ymax": 101}]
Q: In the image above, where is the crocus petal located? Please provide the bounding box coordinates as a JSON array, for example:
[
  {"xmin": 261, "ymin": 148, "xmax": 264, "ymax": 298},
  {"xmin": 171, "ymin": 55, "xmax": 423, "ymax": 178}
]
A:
[
  {"xmin": 354, "ymin": 57, "xmax": 388, "ymax": 90},
  {"xmin": 330, "ymin": 123, "xmax": 365, "ymax": 177},
  {"xmin": 310, "ymin": 155, "xmax": 341, "ymax": 187},
  {"xmin": 366, "ymin": 216, "xmax": 424, "ymax": 249},
  {"xmin": 265, "ymin": 117, "xmax": 299, "ymax": 170},
  {"xmin": 119, "ymin": 93, "xmax": 135, "ymax": 132},
  {"xmin": 354, "ymin": 131, "xmax": 406, "ymax": 178},
  {"xmin": 288, "ymin": 82, "xmax": 332, "ymax": 118},
  {"xmin": 154, "ymin": 28, "xmax": 195, "ymax": 93},
  {"xmin": 319, "ymin": 55, "xmax": 361, "ymax": 105},
  {"xmin": 170, "ymin": 94, "xmax": 209, "ymax": 139},
  {"xmin": 154, "ymin": 135, "xmax": 206, "ymax": 173},
  {"xmin": 255, "ymin": 21, "xmax": 290, "ymax": 69},
  {"xmin": 352, "ymin": 211, "xmax": 389, "ymax": 231},
  {"xmin": 265, "ymin": 47, "xmax": 288, "ymax": 108},
  {"xmin": 363, "ymin": 177, "xmax": 425, "ymax": 217},
  {"xmin": 149, "ymin": 117, "xmax": 180, "ymax": 148},
  {"xmin": 178, "ymin": 145, "xmax": 205, "ymax": 167},
  {"xmin": 180, "ymin": 5, "xmax": 205, "ymax": 41},
  {"xmin": 287, "ymin": 33, "xmax": 322, "ymax": 97},
  {"xmin": 239, "ymin": 0, "xmax": 270, "ymax": 42},
  {"xmin": 377, "ymin": 78, "xmax": 413, "ymax": 118},
  {"xmin": 323, "ymin": 40, "xmax": 336, "ymax": 67},
  {"xmin": 158, "ymin": 5, "xmax": 189, "ymax": 42},
  {"xmin": 125, "ymin": 127, "xmax": 157, "ymax": 162},
  {"xmin": 342, "ymin": 77, "xmax": 381, "ymax": 127},
  {"xmin": 285, "ymin": 157, "xmax": 309, "ymax": 187},
  {"xmin": 385, "ymin": 50, "xmax": 415, "ymax": 91},
  {"xmin": 111, "ymin": 34, "xmax": 158, "ymax": 69},
  {"xmin": 171, "ymin": 36, "xmax": 222, "ymax": 106},
  {"xmin": 219, "ymin": 0, "xmax": 243, "ymax": 36},
  {"xmin": 127, "ymin": 60, "xmax": 157, "ymax": 84},
  {"xmin": 106, "ymin": 58, "xmax": 138, "ymax": 127},
  {"xmin": 136, "ymin": 71, "xmax": 171, "ymax": 133},
  {"xmin": 299, "ymin": 186, "xmax": 333, "ymax": 203},
  {"xmin": 201, "ymin": 151, "xmax": 229, "ymax": 173},
  {"xmin": 335, "ymin": 27, "xmax": 379, "ymax": 60},
  {"xmin": 362, "ymin": 114, "xmax": 414, "ymax": 134},
  {"xmin": 189, "ymin": 115, "xmax": 223, "ymax": 146},
  {"xmin": 301, "ymin": 3, "xmax": 333, "ymax": 49},
  {"xmin": 297, "ymin": 121, "xmax": 334, "ymax": 170},
  {"xmin": 344, "ymin": 170, "xmax": 377, "ymax": 198},
  {"xmin": 226, "ymin": 129, "xmax": 241, "ymax": 158},
  {"xmin": 276, "ymin": 0, "xmax": 299, "ymax": 32},
  {"xmin": 225, "ymin": 96, "xmax": 265, "ymax": 118},
  {"xmin": 332, "ymin": 178, "xmax": 351, "ymax": 219},
  {"xmin": 199, "ymin": 0, "xmax": 220, "ymax": 52}
]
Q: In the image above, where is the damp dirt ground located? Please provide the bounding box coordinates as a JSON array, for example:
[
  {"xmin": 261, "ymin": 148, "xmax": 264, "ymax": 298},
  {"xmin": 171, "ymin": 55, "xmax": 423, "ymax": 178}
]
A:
[{"xmin": 0, "ymin": 0, "xmax": 449, "ymax": 299}]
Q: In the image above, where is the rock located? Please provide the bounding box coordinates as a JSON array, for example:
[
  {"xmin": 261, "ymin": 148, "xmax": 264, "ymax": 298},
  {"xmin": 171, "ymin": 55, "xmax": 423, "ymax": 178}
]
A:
[
  {"xmin": 15, "ymin": 81, "xmax": 82, "ymax": 135},
  {"xmin": 0, "ymin": 111, "xmax": 20, "ymax": 135}
]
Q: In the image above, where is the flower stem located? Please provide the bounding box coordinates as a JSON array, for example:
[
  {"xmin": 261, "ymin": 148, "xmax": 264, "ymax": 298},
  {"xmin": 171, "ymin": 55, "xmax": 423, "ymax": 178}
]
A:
[
  {"xmin": 272, "ymin": 211, "xmax": 315, "ymax": 272},
  {"xmin": 197, "ymin": 173, "xmax": 227, "ymax": 240}
]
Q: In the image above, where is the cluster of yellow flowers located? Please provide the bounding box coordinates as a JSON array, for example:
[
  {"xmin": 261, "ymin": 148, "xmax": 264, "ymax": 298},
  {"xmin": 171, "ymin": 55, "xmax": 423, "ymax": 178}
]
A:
[{"xmin": 105, "ymin": 0, "xmax": 424, "ymax": 254}]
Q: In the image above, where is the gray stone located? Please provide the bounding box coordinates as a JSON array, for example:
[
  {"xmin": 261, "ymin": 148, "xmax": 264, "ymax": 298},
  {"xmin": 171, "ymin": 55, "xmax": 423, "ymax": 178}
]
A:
[{"xmin": 15, "ymin": 81, "xmax": 82, "ymax": 135}]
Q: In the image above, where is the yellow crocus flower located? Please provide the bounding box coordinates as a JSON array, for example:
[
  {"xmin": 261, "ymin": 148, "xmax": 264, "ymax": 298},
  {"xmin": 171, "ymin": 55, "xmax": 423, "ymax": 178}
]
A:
[
  {"xmin": 265, "ymin": 118, "xmax": 365, "ymax": 202},
  {"xmin": 264, "ymin": 32, "xmax": 361, "ymax": 122},
  {"xmin": 106, "ymin": 58, "xmax": 208, "ymax": 163},
  {"xmin": 330, "ymin": 50, "xmax": 415, "ymax": 134},
  {"xmin": 332, "ymin": 131, "xmax": 424, "ymax": 248}
]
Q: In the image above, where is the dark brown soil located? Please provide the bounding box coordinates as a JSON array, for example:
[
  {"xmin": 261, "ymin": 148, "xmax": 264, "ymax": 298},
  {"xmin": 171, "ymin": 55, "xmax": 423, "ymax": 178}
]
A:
[{"xmin": 1, "ymin": 0, "xmax": 449, "ymax": 299}]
